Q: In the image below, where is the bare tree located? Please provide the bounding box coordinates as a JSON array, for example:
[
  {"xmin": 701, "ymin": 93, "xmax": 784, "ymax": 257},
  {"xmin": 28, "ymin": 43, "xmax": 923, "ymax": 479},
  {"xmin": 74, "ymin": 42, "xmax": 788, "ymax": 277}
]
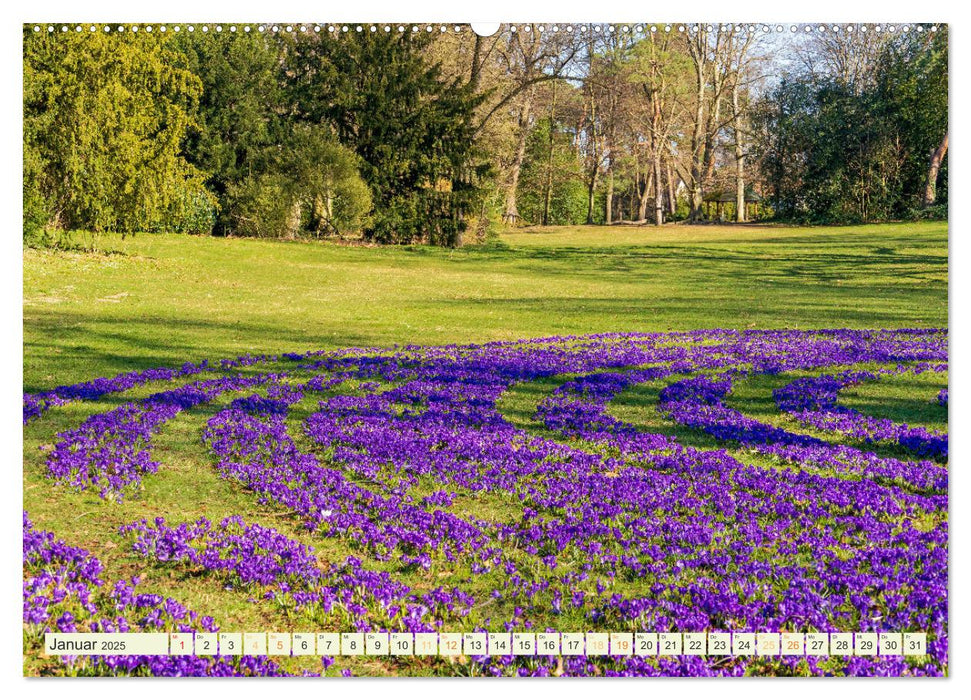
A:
[
  {"xmin": 682, "ymin": 26, "xmax": 736, "ymax": 221},
  {"xmin": 676, "ymin": 25, "xmax": 767, "ymax": 223},
  {"xmin": 630, "ymin": 31, "xmax": 687, "ymax": 225},
  {"xmin": 484, "ymin": 25, "xmax": 581, "ymax": 223},
  {"xmin": 579, "ymin": 28, "xmax": 636, "ymax": 225},
  {"xmin": 795, "ymin": 26, "xmax": 887, "ymax": 92},
  {"xmin": 580, "ymin": 79, "xmax": 606, "ymax": 225},
  {"xmin": 502, "ymin": 82, "xmax": 536, "ymax": 223},
  {"xmin": 725, "ymin": 28, "xmax": 758, "ymax": 222}
]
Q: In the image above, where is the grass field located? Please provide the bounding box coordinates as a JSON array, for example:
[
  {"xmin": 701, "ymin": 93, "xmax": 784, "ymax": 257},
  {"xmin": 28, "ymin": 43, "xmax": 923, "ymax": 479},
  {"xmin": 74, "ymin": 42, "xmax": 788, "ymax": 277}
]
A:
[
  {"xmin": 23, "ymin": 222, "xmax": 947, "ymax": 392},
  {"xmin": 22, "ymin": 222, "xmax": 948, "ymax": 677}
]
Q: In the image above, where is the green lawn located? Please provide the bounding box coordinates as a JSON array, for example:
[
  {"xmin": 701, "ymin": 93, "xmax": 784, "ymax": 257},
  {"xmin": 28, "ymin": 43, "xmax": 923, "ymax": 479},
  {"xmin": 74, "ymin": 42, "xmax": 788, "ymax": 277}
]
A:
[
  {"xmin": 22, "ymin": 222, "xmax": 948, "ymax": 676},
  {"xmin": 23, "ymin": 222, "xmax": 947, "ymax": 391}
]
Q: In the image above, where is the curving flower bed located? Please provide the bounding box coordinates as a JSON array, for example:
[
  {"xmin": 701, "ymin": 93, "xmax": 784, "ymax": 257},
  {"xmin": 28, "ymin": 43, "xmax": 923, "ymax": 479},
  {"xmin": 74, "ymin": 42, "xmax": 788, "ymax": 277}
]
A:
[
  {"xmin": 773, "ymin": 369, "xmax": 947, "ymax": 459},
  {"xmin": 23, "ymin": 512, "xmax": 290, "ymax": 677},
  {"xmin": 24, "ymin": 329, "xmax": 948, "ymax": 677}
]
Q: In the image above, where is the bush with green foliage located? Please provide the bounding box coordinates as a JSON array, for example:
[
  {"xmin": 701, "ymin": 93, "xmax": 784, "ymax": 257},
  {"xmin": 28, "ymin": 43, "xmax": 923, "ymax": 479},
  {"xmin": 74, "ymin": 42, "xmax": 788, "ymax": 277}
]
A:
[
  {"xmin": 223, "ymin": 127, "xmax": 371, "ymax": 239},
  {"xmin": 283, "ymin": 124, "xmax": 372, "ymax": 238},
  {"xmin": 23, "ymin": 27, "xmax": 213, "ymax": 238},
  {"xmin": 752, "ymin": 28, "xmax": 947, "ymax": 224}
]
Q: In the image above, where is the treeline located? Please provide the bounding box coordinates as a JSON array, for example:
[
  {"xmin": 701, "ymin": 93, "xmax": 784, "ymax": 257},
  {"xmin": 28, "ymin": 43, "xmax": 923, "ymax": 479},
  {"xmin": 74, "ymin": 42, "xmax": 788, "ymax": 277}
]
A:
[
  {"xmin": 502, "ymin": 25, "xmax": 948, "ymax": 227},
  {"xmin": 24, "ymin": 27, "xmax": 482, "ymax": 246},
  {"xmin": 23, "ymin": 24, "xmax": 947, "ymax": 247},
  {"xmin": 753, "ymin": 27, "xmax": 948, "ymax": 223}
]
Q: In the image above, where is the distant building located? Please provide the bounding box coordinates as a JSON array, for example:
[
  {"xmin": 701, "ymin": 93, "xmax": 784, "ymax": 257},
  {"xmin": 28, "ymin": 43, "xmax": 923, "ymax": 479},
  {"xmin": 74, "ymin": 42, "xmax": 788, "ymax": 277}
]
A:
[{"xmin": 702, "ymin": 188, "xmax": 763, "ymax": 221}]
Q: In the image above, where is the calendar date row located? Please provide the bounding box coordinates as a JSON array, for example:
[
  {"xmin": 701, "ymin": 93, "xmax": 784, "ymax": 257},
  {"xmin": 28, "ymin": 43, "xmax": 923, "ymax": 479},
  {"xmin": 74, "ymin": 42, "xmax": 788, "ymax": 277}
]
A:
[{"xmin": 45, "ymin": 631, "xmax": 928, "ymax": 658}]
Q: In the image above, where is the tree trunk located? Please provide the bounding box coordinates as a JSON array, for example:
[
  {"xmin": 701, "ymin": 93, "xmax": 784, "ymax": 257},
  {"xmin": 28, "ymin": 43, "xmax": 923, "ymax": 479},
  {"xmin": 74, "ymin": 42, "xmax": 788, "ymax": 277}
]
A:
[
  {"xmin": 688, "ymin": 61, "xmax": 707, "ymax": 222},
  {"xmin": 542, "ymin": 82, "xmax": 559, "ymax": 226},
  {"xmin": 637, "ymin": 172, "xmax": 653, "ymax": 221},
  {"xmin": 285, "ymin": 200, "xmax": 302, "ymax": 239},
  {"xmin": 652, "ymin": 152, "xmax": 664, "ymax": 226},
  {"xmin": 666, "ymin": 162, "xmax": 677, "ymax": 215},
  {"xmin": 541, "ymin": 158, "xmax": 554, "ymax": 225},
  {"xmin": 586, "ymin": 169, "xmax": 599, "ymax": 225},
  {"xmin": 605, "ymin": 170, "xmax": 614, "ymax": 224},
  {"xmin": 503, "ymin": 89, "xmax": 535, "ymax": 224},
  {"xmin": 922, "ymin": 132, "xmax": 948, "ymax": 208},
  {"xmin": 541, "ymin": 83, "xmax": 558, "ymax": 226},
  {"xmin": 601, "ymin": 89, "xmax": 619, "ymax": 225},
  {"xmin": 314, "ymin": 193, "xmax": 334, "ymax": 237},
  {"xmin": 584, "ymin": 83, "xmax": 599, "ymax": 225},
  {"xmin": 686, "ymin": 29, "xmax": 729, "ymax": 222},
  {"xmin": 648, "ymin": 89, "xmax": 665, "ymax": 226},
  {"xmin": 470, "ymin": 34, "xmax": 484, "ymax": 91},
  {"xmin": 701, "ymin": 58, "xmax": 722, "ymax": 189},
  {"xmin": 732, "ymin": 80, "xmax": 746, "ymax": 223},
  {"xmin": 690, "ymin": 181, "xmax": 704, "ymax": 222}
]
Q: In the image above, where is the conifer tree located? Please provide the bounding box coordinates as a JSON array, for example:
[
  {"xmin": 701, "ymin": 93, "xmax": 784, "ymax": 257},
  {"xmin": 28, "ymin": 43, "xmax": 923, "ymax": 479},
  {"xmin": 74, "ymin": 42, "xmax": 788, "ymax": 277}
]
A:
[
  {"xmin": 23, "ymin": 26, "xmax": 212, "ymax": 238},
  {"xmin": 285, "ymin": 30, "xmax": 487, "ymax": 245}
]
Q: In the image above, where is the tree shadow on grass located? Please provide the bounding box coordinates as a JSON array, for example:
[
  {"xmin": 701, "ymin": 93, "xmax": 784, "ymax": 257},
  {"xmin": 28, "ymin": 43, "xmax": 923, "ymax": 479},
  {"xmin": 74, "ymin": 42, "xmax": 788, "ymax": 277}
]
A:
[
  {"xmin": 840, "ymin": 392, "xmax": 948, "ymax": 431},
  {"xmin": 457, "ymin": 238, "xmax": 946, "ymax": 286},
  {"xmin": 22, "ymin": 313, "xmax": 382, "ymax": 393},
  {"xmin": 432, "ymin": 295, "xmax": 942, "ymax": 328}
]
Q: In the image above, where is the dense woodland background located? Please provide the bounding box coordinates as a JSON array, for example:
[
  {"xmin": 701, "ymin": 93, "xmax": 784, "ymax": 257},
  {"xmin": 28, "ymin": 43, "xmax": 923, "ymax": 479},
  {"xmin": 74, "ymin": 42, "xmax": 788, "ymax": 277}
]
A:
[{"xmin": 23, "ymin": 23, "xmax": 948, "ymax": 247}]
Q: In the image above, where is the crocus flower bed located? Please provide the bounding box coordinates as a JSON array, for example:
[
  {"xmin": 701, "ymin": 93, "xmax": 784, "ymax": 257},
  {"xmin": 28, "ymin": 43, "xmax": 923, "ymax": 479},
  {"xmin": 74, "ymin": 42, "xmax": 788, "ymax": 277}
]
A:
[
  {"xmin": 773, "ymin": 368, "xmax": 948, "ymax": 459},
  {"xmin": 658, "ymin": 373, "xmax": 947, "ymax": 490},
  {"xmin": 120, "ymin": 516, "xmax": 474, "ymax": 633},
  {"xmin": 22, "ymin": 352, "xmax": 285, "ymax": 425},
  {"xmin": 24, "ymin": 329, "xmax": 948, "ymax": 677},
  {"xmin": 45, "ymin": 375, "xmax": 280, "ymax": 501},
  {"xmin": 23, "ymin": 512, "xmax": 291, "ymax": 677}
]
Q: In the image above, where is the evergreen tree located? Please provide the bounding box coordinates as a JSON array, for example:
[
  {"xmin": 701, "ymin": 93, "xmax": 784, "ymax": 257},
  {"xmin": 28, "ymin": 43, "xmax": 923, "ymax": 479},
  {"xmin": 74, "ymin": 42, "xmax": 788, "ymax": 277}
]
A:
[
  {"xmin": 174, "ymin": 29, "xmax": 284, "ymax": 235},
  {"xmin": 174, "ymin": 30, "xmax": 372, "ymax": 238},
  {"xmin": 23, "ymin": 26, "xmax": 212, "ymax": 238},
  {"xmin": 876, "ymin": 27, "xmax": 948, "ymax": 213},
  {"xmin": 285, "ymin": 31, "xmax": 487, "ymax": 245}
]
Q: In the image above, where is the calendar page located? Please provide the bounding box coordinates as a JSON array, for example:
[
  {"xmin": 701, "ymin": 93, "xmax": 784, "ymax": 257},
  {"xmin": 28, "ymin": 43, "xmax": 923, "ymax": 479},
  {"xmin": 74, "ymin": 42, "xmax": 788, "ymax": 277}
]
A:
[{"xmin": 21, "ymin": 2, "xmax": 949, "ymax": 683}]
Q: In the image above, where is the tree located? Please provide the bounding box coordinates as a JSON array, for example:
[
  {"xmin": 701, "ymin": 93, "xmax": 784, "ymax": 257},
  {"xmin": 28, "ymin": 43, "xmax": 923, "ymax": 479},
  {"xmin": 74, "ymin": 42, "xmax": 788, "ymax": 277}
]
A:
[
  {"xmin": 794, "ymin": 25, "xmax": 887, "ymax": 93},
  {"xmin": 875, "ymin": 26, "xmax": 948, "ymax": 210},
  {"xmin": 285, "ymin": 30, "xmax": 487, "ymax": 245},
  {"xmin": 174, "ymin": 29, "xmax": 286, "ymax": 235},
  {"xmin": 22, "ymin": 23, "xmax": 949, "ymax": 241},
  {"xmin": 23, "ymin": 26, "xmax": 212, "ymax": 238},
  {"xmin": 629, "ymin": 31, "xmax": 690, "ymax": 225},
  {"xmin": 723, "ymin": 28, "xmax": 761, "ymax": 222},
  {"xmin": 516, "ymin": 100, "xmax": 588, "ymax": 225},
  {"xmin": 485, "ymin": 25, "xmax": 580, "ymax": 223},
  {"xmin": 677, "ymin": 26, "xmax": 730, "ymax": 221},
  {"xmin": 226, "ymin": 124, "xmax": 371, "ymax": 239},
  {"xmin": 578, "ymin": 28, "xmax": 631, "ymax": 225},
  {"xmin": 751, "ymin": 24, "xmax": 947, "ymax": 222},
  {"xmin": 175, "ymin": 31, "xmax": 371, "ymax": 239}
]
